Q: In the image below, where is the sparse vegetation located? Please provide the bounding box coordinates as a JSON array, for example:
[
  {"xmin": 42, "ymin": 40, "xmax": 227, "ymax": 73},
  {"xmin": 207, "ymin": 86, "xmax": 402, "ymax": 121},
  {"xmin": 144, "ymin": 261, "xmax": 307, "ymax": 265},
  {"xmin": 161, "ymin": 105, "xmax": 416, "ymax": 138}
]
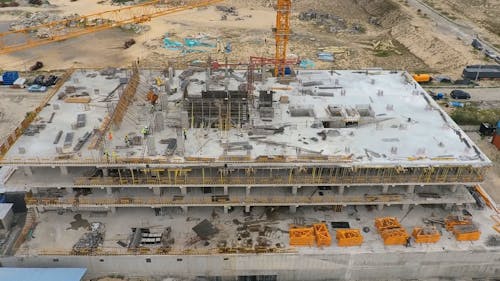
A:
[{"xmin": 451, "ymin": 106, "xmax": 500, "ymax": 125}]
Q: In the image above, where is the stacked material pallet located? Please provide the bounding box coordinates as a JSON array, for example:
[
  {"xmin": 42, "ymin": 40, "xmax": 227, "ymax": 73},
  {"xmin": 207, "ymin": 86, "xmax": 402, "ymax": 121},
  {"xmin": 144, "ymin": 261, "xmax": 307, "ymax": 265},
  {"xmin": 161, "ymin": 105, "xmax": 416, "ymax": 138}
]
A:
[
  {"xmin": 289, "ymin": 226, "xmax": 315, "ymax": 246},
  {"xmin": 412, "ymin": 226, "xmax": 440, "ymax": 244},
  {"xmin": 445, "ymin": 215, "xmax": 481, "ymax": 241},
  {"xmin": 336, "ymin": 229, "xmax": 363, "ymax": 247},
  {"xmin": 313, "ymin": 223, "xmax": 331, "ymax": 247},
  {"xmin": 374, "ymin": 217, "xmax": 409, "ymax": 246}
]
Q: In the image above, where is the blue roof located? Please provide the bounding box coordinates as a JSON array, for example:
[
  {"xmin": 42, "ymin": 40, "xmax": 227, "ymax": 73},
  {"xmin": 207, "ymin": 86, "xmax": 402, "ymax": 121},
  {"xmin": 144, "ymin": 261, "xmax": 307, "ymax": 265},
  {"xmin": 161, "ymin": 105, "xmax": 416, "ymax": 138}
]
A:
[{"xmin": 0, "ymin": 268, "xmax": 86, "ymax": 281}]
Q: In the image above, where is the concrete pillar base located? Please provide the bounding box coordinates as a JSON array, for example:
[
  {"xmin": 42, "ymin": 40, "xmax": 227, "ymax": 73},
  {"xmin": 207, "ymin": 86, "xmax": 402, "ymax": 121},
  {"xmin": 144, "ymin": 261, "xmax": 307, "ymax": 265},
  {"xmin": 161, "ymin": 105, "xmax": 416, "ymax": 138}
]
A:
[
  {"xmin": 444, "ymin": 203, "xmax": 454, "ymax": 210},
  {"xmin": 338, "ymin": 186, "xmax": 345, "ymax": 195},
  {"xmin": 102, "ymin": 168, "xmax": 109, "ymax": 177},
  {"xmin": 401, "ymin": 204, "xmax": 409, "ymax": 211},
  {"xmin": 292, "ymin": 186, "xmax": 299, "ymax": 195},
  {"xmin": 153, "ymin": 187, "xmax": 161, "ymax": 196},
  {"xmin": 180, "ymin": 186, "xmax": 187, "ymax": 195},
  {"xmin": 110, "ymin": 207, "xmax": 116, "ymax": 214},
  {"xmin": 245, "ymin": 205, "xmax": 251, "ymax": 213},
  {"xmin": 23, "ymin": 166, "xmax": 33, "ymax": 176},
  {"xmin": 246, "ymin": 186, "xmax": 251, "ymax": 196},
  {"xmin": 66, "ymin": 187, "xmax": 73, "ymax": 193},
  {"xmin": 377, "ymin": 204, "xmax": 384, "ymax": 211},
  {"xmin": 382, "ymin": 185, "xmax": 389, "ymax": 193},
  {"xmin": 224, "ymin": 206, "xmax": 230, "ymax": 214},
  {"xmin": 181, "ymin": 206, "xmax": 188, "ymax": 213},
  {"xmin": 31, "ymin": 187, "xmax": 38, "ymax": 194},
  {"xmin": 290, "ymin": 205, "xmax": 297, "ymax": 213},
  {"xmin": 60, "ymin": 166, "xmax": 68, "ymax": 175},
  {"xmin": 106, "ymin": 187, "xmax": 113, "ymax": 195},
  {"xmin": 407, "ymin": 185, "xmax": 415, "ymax": 194},
  {"xmin": 450, "ymin": 185, "xmax": 458, "ymax": 193}
]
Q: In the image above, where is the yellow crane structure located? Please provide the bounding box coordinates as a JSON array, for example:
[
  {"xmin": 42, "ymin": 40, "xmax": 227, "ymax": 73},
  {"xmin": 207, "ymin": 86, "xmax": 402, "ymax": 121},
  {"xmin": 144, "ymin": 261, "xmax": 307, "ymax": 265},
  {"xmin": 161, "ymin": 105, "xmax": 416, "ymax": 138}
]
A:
[
  {"xmin": 0, "ymin": 0, "xmax": 223, "ymax": 55},
  {"xmin": 274, "ymin": 0, "xmax": 291, "ymax": 77}
]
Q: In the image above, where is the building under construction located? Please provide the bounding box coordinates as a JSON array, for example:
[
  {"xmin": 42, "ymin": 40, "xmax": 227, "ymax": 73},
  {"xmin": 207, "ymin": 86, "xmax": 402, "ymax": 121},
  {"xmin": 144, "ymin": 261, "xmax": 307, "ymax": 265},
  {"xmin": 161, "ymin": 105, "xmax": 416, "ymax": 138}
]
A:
[{"xmin": 0, "ymin": 62, "xmax": 499, "ymax": 280}]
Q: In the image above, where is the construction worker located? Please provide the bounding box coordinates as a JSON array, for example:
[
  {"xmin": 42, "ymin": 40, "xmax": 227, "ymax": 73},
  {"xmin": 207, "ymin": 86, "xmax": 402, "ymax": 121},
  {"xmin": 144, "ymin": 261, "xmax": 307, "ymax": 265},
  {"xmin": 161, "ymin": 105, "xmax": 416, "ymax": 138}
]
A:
[
  {"xmin": 141, "ymin": 126, "xmax": 149, "ymax": 138},
  {"xmin": 183, "ymin": 128, "xmax": 187, "ymax": 140},
  {"xmin": 103, "ymin": 151, "xmax": 110, "ymax": 163}
]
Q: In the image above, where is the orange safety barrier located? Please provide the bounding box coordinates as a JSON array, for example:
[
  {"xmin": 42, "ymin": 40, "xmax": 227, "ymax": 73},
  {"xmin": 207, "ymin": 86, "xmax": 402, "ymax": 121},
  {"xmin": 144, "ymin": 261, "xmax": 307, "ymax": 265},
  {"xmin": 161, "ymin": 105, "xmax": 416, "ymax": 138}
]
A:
[
  {"xmin": 412, "ymin": 226, "xmax": 440, "ymax": 244},
  {"xmin": 336, "ymin": 229, "xmax": 363, "ymax": 247},
  {"xmin": 453, "ymin": 225, "xmax": 481, "ymax": 241},
  {"xmin": 380, "ymin": 228, "xmax": 409, "ymax": 245},
  {"xmin": 313, "ymin": 223, "xmax": 332, "ymax": 247},
  {"xmin": 444, "ymin": 215, "xmax": 472, "ymax": 231},
  {"xmin": 289, "ymin": 226, "xmax": 315, "ymax": 246}
]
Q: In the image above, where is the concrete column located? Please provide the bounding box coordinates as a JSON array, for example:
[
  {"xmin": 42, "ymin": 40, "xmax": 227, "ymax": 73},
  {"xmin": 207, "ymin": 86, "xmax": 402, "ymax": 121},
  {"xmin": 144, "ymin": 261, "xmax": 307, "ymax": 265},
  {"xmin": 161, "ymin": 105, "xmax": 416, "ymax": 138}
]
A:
[
  {"xmin": 66, "ymin": 187, "xmax": 73, "ymax": 193},
  {"xmin": 153, "ymin": 187, "xmax": 161, "ymax": 196},
  {"xmin": 60, "ymin": 166, "xmax": 69, "ymax": 175},
  {"xmin": 406, "ymin": 185, "xmax": 415, "ymax": 194},
  {"xmin": 401, "ymin": 204, "xmax": 409, "ymax": 211},
  {"xmin": 31, "ymin": 187, "xmax": 38, "ymax": 194},
  {"xmin": 106, "ymin": 187, "xmax": 113, "ymax": 195},
  {"xmin": 382, "ymin": 185, "xmax": 389, "ymax": 193},
  {"xmin": 245, "ymin": 205, "xmax": 251, "ymax": 213},
  {"xmin": 36, "ymin": 206, "xmax": 45, "ymax": 213},
  {"xmin": 444, "ymin": 203, "xmax": 453, "ymax": 210},
  {"xmin": 292, "ymin": 186, "xmax": 299, "ymax": 195},
  {"xmin": 289, "ymin": 205, "xmax": 297, "ymax": 213},
  {"xmin": 338, "ymin": 186, "xmax": 345, "ymax": 195},
  {"xmin": 224, "ymin": 206, "xmax": 229, "ymax": 214},
  {"xmin": 110, "ymin": 207, "xmax": 116, "ymax": 214},
  {"xmin": 102, "ymin": 168, "xmax": 109, "ymax": 177},
  {"xmin": 23, "ymin": 166, "xmax": 33, "ymax": 176},
  {"xmin": 246, "ymin": 186, "xmax": 251, "ymax": 196},
  {"xmin": 223, "ymin": 186, "xmax": 228, "ymax": 195},
  {"xmin": 180, "ymin": 186, "xmax": 187, "ymax": 195},
  {"xmin": 450, "ymin": 185, "xmax": 458, "ymax": 193},
  {"xmin": 181, "ymin": 206, "xmax": 188, "ymax": 213},
  {"xmin": 377, "ymin": 204, "xmax": 384, "ymax": 211}
]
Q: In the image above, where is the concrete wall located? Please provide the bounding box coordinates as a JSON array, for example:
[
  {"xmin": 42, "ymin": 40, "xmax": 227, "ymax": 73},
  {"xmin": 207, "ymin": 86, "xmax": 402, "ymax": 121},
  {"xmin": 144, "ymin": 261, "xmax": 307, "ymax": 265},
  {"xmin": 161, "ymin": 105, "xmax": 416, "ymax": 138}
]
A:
[{"xmin": 1, "ymin": 249, "xmax": 500, "ymax": 280}]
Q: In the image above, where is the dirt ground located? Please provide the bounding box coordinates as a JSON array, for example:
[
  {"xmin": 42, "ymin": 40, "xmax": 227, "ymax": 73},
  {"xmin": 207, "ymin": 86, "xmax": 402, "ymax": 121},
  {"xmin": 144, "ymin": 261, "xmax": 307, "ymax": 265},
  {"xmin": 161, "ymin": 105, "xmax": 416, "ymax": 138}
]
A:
[{"xmin": 0, "ymin": 0, "xmax": 494, "ymax": 77}]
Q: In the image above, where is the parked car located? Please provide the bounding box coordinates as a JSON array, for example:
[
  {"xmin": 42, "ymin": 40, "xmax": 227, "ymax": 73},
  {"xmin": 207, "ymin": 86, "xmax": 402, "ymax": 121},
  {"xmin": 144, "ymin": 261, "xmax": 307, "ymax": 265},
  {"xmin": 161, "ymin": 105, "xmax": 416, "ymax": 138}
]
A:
[
  {"xmin": 485, "ymin": 49, "xmax": 497, "ymax": 59},
  {"xmin": 450, "ymin": 89, "xmax": 471, "ymax": 99},
  {"xmin": 28, "ymin": 84, "xmax": 47, "ymax": 92},
  {"xmin": 496, "ymin": 56, "xmax": 500, "ymax": 64},
  {"xmin": 471, "ymin": 39, "xmax": 483, "ymax": 50}
]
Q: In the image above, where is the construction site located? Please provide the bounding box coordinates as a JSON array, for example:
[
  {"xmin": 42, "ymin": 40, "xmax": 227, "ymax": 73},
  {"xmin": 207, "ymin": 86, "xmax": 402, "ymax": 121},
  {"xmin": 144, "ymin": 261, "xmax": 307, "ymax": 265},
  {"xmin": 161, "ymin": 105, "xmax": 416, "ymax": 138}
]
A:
[{"xmin": 0, "ymin": 0, "xmax": 499, "ymax": 281}]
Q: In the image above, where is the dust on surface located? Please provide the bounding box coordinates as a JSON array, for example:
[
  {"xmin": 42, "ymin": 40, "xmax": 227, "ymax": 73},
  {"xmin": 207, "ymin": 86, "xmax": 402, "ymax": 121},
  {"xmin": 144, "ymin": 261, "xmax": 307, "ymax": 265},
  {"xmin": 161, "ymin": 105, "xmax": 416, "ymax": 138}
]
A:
[{"xmin": 67, "ymin": 214, "xmax": 90, "ymax": 230}]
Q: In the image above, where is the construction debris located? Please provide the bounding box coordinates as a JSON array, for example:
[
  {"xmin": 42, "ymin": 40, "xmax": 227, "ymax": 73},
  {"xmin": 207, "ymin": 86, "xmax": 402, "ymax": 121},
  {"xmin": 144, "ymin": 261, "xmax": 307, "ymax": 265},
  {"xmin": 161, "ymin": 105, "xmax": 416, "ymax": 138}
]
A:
[{"xmin": 72, "ymin": 222, "xmax": 105, "ymax": 255}]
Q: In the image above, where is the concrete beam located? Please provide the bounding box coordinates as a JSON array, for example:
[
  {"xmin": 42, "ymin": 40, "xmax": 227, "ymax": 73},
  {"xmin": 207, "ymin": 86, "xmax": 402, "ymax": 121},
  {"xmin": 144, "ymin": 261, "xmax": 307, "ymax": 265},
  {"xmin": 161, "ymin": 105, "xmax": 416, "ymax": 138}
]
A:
[
  {"xmin": 224, "ymin": 206, "xmax": 229, "ymax": 214},
  {"xmin": 401, "ymin": 204, "xmax": 409, "ymax": 211},
  {"xmin": 292, "ymin": 186, "xmax": 300, "ymax": 195},
  {"xmin": 181, "ymin": 206, "xmax": 188, "ymax": 213},
  {"xmin": 245, "ymin": 205, "xmax": 251, "ymax": 213},
  {"xmin": 31, "ymin": 187, "xmax": 38, "ymax": 194},
  {"xmin": 110, "ymin": 207, "xmax": 116, "ymax": 214},
  {"xmin": 450, "ymin": 185, "xmax": 458, "ymax": 193},
  {"xmin": 102, "ymin": 168, "xmax": 109, "ymax": 177},
  {"xmin": 444, "ymin": 203, "xmax": 454, "ymax": 210}
]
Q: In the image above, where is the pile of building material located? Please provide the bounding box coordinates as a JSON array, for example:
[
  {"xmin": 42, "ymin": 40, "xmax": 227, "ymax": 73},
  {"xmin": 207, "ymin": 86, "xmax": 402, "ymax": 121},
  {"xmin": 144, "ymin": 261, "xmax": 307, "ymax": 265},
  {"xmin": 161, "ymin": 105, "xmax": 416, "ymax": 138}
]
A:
[
  {"xmin": 298, "ymin": 10, "xmax": 363, "ymax": 33},
  {"xmin": 128, "ymin": 227, "xmax": 174, "ymax": 250},
  {"xmin": 72, "ymin": 222, "xmax": 105, "ymax": 255}
]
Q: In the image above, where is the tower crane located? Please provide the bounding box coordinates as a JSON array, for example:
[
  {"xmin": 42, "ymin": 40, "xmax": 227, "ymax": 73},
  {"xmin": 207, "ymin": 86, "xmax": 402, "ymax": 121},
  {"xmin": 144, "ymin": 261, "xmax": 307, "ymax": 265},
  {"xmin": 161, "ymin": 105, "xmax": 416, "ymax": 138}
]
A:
[
  {"xmin": 274, "ymin": 0, "xmax": 291, "ymax": 77},
  {"xmin": 0, "ymin": 0, "xmax": 223, "ymax": 55}
]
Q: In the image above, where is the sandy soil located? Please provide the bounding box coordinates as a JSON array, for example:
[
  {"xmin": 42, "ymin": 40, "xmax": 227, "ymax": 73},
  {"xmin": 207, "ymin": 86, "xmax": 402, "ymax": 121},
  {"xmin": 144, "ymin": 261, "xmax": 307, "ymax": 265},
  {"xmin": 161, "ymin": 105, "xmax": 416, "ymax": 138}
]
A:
[{"xmin": 0, "ymin": 0, "xmax": 492, "ymax": 77}]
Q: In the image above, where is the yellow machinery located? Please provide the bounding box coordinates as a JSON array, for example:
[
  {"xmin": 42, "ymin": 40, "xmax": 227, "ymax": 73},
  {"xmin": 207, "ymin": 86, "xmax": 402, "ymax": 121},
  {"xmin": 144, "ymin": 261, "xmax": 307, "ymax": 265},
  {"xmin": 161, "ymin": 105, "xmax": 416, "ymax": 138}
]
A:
[
  {"xmin": 313, "ymin": 223, "xmax": 332, "ymax": 247},
  {"xmin": 0, "ymin": 0, "xmax": 223, "ymax": 54},
  {"xmin": 412, "ymin": 226, "xmax": 440, "ymax": 244},
  {"xmin": 336, "ymin": 229, "xmax": 363, "ymax": 247},
  {"xmin": 375, "ymin": 217, "xmax": 409, "ymax": 246}
]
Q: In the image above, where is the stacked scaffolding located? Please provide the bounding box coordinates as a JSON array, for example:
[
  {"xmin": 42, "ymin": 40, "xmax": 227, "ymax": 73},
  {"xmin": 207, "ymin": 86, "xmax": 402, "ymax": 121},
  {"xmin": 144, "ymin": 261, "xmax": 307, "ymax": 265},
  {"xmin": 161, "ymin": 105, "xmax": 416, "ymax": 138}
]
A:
[
  {"xmin": 313, "ymin": 223, "xmax": 332, "ymax": 246},
  {"xmin": 374, "ymin": 217, "xmax": 409, "ymax": 246},
  {"xmin": 289, "ymin": 226, "xmax": 315, "ymax": 246},
  {"xmin": 336, "ymin": 229, "xmax": 363, "ymax": 247},
  {"xmin": 411, "ymin": 226, "xmax": 440, "ymax": 244}
]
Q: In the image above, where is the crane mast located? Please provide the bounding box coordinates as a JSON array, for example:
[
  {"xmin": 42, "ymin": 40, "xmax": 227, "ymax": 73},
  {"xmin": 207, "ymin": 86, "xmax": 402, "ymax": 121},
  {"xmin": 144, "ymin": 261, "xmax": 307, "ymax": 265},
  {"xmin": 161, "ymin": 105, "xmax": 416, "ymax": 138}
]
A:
[{"xmin": 274, "ymin": 0, "xmax": 291, "ymax": 77}]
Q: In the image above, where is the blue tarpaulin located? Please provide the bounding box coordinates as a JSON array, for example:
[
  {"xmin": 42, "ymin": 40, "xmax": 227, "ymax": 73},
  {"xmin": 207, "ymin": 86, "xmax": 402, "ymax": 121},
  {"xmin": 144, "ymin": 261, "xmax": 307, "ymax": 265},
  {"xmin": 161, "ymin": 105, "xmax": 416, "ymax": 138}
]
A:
[
  {"xmin": 0, "ymin": 268, "xmax": 87, "ymax": 281},
  {"xmin": 299, "ymin": 59, "xmax": 315, "ymax": 69},
  {"xmin": 317, "ymin": 52, "xmax": 334, "ymax": 62},
  {"xmin": 164, "ymin": 34, "xmax": 216, "ymax": 53}
]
